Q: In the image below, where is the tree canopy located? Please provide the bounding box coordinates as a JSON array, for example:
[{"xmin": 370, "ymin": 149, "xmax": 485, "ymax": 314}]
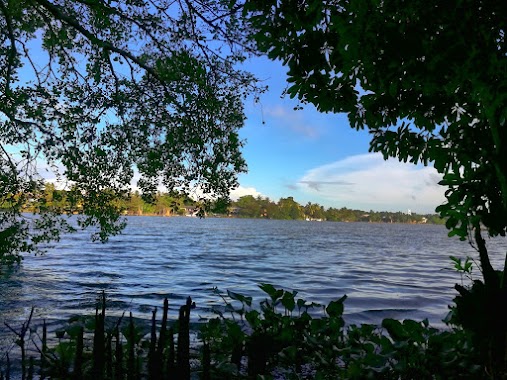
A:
[
  {"xmin": 245, "ymin": 0, "xmax": 507, "ymax": 241},
  {"xmin": 0, "ymin": 0, "xmax": 259, "ymax": 264}
]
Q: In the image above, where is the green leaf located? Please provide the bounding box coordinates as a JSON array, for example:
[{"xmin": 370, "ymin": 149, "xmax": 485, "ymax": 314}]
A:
[
  {"xmin": 382, "ymin": 318, "xmax": 407, "ymax": 341},
  {"xmin": 281, "ymin": 291, "xmax": 296, "ymax": 312},
  {"xmin": 259, "ymin": 283, "xmax": 283, "ymax": 302},
  {"xmin": 227, "ymin": 290, "xmax": 252, "ymax": 307},
  {"xmin": 326, "ymin": 295, "xmax": 347, "ymax": 317}
]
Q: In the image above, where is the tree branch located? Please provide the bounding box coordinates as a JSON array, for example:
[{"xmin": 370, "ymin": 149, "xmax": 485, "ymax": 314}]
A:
[
  {"xmin": 183, "ymin": 0, "xmax": 255, "ymax": 53},
  {"xmin": 0, "ymin": 0, "xmax": 18, "ymax": 95},
  {"xmin": 0, "ymin": 143, "xmax": 18, "ymax": 174},
  {"xmin": 474, "ymin": 227, "xmax": 498, "ymax": 288},
  {"xmin": 73, "ymin": 0, "xmax": 173, "ymax": 54},
  {"xmin": 19, "ymin": 39, "xmax": 43, "ymax": 86},
  {"xmin": 32, "ymin": 0, "xmax": 163, "ymax": 82}
]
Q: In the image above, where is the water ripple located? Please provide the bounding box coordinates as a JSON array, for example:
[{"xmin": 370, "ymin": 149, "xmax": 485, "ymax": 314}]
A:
[{"xmin": 1, "ymin": 218, "xmax": 506, "ymax": 331}]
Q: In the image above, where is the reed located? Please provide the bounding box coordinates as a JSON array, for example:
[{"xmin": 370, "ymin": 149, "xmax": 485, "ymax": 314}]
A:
[
  {"xmin": 3, "ymin": 306, "xmax": 34, "ymax": 380},
  {"xmin": 1, "ymin": 294, "xmax": 200, "ymax": 379}
]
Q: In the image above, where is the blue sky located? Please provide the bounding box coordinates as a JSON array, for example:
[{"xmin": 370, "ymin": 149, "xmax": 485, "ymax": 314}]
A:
[{"xmin": 231, "ymin": 56, "xmax": 445, "ymax": 214}]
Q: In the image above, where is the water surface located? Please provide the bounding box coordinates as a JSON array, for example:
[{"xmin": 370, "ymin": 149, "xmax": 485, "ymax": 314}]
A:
[{"xmin": 1, "ymin": 217, "xmax": 505, "ymax": 332}]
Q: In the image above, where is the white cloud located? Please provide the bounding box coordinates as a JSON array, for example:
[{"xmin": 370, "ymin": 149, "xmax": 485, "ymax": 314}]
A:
[
  {"xmin": 230, "ymin": 185, "xmax": 263, "ymax": 200},
  {"xmin": 296, "ymin": 153, "xmax": 445, "ymax": 213},
  {"xmin": 126, "ymin": 170, "xmax": 263, "ymax": 201}
]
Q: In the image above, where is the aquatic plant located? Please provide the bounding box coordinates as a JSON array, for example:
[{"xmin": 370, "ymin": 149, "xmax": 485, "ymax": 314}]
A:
[
  {"xmin": 203, "ymin": 285, "xmax": 483, "ymax": 379},
  {"xmin": 0, "ymin": 286, "xmax": 486, "ymax": 379}
]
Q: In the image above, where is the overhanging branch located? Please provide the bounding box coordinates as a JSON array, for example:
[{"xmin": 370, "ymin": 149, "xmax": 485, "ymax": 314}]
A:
[{"xmin": 0, "ymin": 0, "xmax": 18, "ymax": 95}]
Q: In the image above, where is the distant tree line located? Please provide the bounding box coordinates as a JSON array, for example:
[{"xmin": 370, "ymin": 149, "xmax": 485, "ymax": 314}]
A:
[
  {"xmin": 7, "ymin": 183, "xmax": 193, "ymax": 218},
  {"xmin": 7, "ymin": 184, "xmax": 444, "ymax": 224},
  {"xmin": 229, "ymin": 195, "xmax": 444, "ymax": 224}
]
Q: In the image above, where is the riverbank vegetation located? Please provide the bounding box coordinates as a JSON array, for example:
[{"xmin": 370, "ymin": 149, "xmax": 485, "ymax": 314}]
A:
[{"xmin": 0, "ymin": 286, "xmax": 485, "ymax": 380}]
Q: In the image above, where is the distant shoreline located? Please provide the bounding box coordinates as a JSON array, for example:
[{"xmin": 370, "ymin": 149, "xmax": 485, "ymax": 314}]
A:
[{"xmin": 120, "ymin": 212, "xmax": 444, "ymax": 225}]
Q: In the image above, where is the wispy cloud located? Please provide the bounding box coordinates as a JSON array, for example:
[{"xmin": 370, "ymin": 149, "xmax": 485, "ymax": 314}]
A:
[
  {"xmin": 295, "ymin": 153, "xmax": 445, "ymax": 213},
  {"xmin": 284, "ymin": 183, "xmax": 299, "ymax": 191},
  {"xmin": 264, "ymin": 105, "xmax": 321, "ymax": 139},
  {"xmin": 299, "ymin": 180, "xmax": 354, "ymax": 191}
]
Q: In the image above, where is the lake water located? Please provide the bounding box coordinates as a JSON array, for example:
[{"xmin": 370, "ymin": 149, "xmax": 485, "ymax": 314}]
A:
[{"xmin": 1, "ymin": 217, "xmax": 506, "ymax": 335}]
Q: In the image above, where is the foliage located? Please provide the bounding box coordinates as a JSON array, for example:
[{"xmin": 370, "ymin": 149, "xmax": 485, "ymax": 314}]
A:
[
  {"xmin": 0, "ymin": 0, "xmax": 259, "ymax": 264},
  {"xmin": 244, "ymin": 0, "xmax": 507, "ymax": 240},
  {"xmin": 12, "ymin": 185, "xmax": 444, "ymax": 222},
  {"xmin": 203, "ymin": 285, "xmax": 482, "ymax": 379},
  {"xmin": 449, "ymin": 255, "xmax": 474, "ymax": 285},
  {"xmin": 273, "ymin": 196, "xmax": 305, "ymax": 220},
  {"xmin": 304, "ymin": 202, "xmax": 326, "ymax": 221}
]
